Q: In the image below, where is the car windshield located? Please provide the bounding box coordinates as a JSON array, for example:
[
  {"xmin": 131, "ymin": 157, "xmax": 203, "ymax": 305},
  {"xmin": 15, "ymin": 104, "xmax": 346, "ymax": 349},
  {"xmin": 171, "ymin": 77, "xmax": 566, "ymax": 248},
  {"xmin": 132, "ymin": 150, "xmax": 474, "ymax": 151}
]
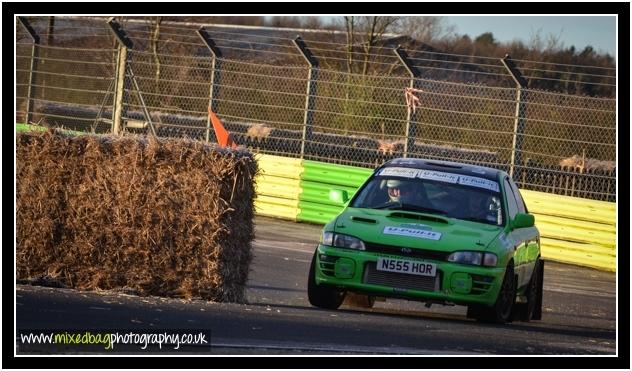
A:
[{"xmin": 351, "ymin": 169, "xmax": 504, "ymax": 226}]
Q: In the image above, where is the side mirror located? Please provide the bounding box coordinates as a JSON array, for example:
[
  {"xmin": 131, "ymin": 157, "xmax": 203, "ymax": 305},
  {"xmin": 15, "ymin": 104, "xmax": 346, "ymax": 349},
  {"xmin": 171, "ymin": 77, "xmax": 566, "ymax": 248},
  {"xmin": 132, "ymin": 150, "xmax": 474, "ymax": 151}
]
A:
[
  {"xmin": 329, "ymin": 189, "xmax": 349, "ymax": 204},
  {"xmin": 512, "ymin": 213, "xmax": 535, "ymax": 229}
]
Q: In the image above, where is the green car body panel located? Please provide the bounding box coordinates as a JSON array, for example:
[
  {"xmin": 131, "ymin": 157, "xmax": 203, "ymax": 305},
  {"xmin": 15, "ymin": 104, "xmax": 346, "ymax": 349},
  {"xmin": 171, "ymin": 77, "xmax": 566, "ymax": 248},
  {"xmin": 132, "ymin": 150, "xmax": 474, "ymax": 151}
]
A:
[{"xmin": 311, "ymin": 158, "xmax": 541, "ymax": 311}]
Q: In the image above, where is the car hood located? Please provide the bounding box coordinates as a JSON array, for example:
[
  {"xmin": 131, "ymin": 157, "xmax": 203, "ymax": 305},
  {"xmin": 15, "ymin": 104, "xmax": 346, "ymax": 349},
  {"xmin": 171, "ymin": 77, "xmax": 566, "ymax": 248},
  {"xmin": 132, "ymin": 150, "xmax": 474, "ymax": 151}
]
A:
[{"xmin": 333, "ymin": 207, "xmax": 503, "ymax": 252}]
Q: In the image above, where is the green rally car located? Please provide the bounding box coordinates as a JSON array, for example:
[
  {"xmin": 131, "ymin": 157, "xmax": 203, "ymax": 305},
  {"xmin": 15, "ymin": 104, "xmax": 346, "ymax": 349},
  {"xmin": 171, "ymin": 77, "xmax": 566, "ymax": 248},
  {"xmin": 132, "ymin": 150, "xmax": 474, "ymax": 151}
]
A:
[{"xmin": 307, "ymin": 158, "xmax": 543, "ymax": 323}]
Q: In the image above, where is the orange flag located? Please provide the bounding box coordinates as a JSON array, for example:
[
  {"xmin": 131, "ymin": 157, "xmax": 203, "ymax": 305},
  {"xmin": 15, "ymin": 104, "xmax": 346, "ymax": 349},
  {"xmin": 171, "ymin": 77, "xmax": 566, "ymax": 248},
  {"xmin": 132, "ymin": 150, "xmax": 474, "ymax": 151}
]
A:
[{"xmin": 208, "ymin": 107, "xmax": 238, "ymax": 149}]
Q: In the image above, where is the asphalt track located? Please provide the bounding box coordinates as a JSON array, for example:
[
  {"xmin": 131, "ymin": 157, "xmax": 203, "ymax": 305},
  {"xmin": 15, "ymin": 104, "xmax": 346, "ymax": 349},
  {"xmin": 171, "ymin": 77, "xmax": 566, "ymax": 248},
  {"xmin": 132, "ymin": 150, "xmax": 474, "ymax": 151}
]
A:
[{"xmin": 15, "ymin": 216, "xmax": 617, "ymax": 355}]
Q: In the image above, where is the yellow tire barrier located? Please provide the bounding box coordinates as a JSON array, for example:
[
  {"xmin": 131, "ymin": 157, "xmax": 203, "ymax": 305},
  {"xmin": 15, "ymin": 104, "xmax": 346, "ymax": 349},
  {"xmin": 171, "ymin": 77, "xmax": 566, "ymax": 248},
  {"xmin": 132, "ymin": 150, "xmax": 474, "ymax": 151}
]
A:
[
  {"xmin": 254, "ymin": 154, "xmax": 303, "ymax": 222},
  {"xmin": 256, "ymin": 154, "xmax": 303, "ymax": 178},
  {"xmin": 255, "ymin": 195, "xmax": 300, "ymax": 221},
  {"xmin": 540, "ymin": 240, "xmax": 615, "ymax": 272},
  {"xmin": 523, "ymin": 189, "xmax": 615, "ymax": 272},
  {"xmin": 533, "ymin": 213, "xmax": 615, "ymax": 233},
  {"xmin": 522, "ymin": 190, "xmax": 615, "ymax": 225},
  {"xmin": 256, "ymin": 174, "xmax": 302, "ymax": 199},
  {"xmin": 540, "ymin": 237, "xmax": 615, "ymax": 257},
  {"xmin": 535, "ymin": 220, "xmax": 615, "ymax": 248}
]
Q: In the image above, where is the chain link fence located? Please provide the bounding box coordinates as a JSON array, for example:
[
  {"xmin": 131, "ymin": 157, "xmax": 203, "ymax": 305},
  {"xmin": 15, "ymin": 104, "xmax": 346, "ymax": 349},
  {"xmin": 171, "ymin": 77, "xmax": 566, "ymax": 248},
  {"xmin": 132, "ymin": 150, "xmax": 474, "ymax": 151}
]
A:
[{"xmin": 15, "ymin": 16, "xmax": 616, "ymax": 202}]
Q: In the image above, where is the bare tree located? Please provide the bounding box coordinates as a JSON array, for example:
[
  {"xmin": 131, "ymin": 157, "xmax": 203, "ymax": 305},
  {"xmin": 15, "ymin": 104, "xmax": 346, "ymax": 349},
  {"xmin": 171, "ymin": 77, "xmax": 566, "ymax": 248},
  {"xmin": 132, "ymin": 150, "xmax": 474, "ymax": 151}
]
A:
[
  {"xmin": 340, "ymin": 16, "xmax": 400, "ymax": 75},
  {"xmin": 360, "ymin": 16, "xmax": 400, "ymax": 76},
  {"xmin": 396, "ymin": 16, "xmax": 455, "ymax": 44},
  {"xmin": 300, "ymin": 17, "xmax": 324, "ymax": 29},
  {"xmin": 337, "ymin": 16, "xmax": 401, "ymax": 134}
]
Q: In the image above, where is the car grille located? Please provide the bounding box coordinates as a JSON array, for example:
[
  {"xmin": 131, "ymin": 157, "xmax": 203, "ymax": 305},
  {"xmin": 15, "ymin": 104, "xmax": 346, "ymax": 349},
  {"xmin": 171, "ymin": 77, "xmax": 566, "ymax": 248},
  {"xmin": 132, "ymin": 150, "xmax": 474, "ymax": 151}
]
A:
[
  {"xmin": 364, "ymin": 241, "xmax": 449, "ymax": 261},
  {"xmin": 318, "ymin": 254, "xmax": 339, "ymax": 277},
  {"xmin": 363, "ymin": 262, "xmax": 441, "ymax": 292},
  {"xmin": 470, "ymin": 274, "xmax": 494, "ymax": 295}
]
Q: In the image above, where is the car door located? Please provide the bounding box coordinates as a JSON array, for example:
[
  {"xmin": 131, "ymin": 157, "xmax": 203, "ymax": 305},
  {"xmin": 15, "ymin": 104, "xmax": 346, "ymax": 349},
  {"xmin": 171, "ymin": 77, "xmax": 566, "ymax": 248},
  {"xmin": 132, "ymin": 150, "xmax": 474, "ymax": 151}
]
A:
[
  {"xmin": 503, "ymin": 177, "xmax": 538, "ymax": 289},
  {"xmin": 502, "ymin": 178, "xmax": 523, "ymax": 281},
  {"xmin": 508, "ymin": 178, "xmax": 540, "ymax": 287}
]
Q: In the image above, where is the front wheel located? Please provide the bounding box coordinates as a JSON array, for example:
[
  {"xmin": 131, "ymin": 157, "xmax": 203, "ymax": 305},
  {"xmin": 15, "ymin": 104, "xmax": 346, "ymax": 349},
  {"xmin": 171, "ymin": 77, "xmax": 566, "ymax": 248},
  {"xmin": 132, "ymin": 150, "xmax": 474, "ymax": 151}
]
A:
[
  {"xmin": 307, "ymin": 252, "xmax": 346, "ymax": 310},
  {"xmin": 468, "ymin": 263, "xmax": 516, "ymax": 323}
]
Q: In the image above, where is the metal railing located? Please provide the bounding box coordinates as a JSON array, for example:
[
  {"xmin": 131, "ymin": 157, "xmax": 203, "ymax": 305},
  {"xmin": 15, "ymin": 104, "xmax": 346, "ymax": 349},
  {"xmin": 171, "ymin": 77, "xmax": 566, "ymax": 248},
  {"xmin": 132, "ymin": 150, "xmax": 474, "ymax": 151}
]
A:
[{"xmin": 15, "ymin": 16, "xmax": 617, "ymax": 202}]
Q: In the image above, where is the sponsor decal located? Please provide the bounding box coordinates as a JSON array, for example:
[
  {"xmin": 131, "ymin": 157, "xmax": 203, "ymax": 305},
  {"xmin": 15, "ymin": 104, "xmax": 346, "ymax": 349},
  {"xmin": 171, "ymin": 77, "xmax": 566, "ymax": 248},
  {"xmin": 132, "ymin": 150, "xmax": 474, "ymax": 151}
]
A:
[
  {"xmin": 378, "ymin": 167, "xmax": 420, "ymax": 178},
  {"xmin": 393, "ymin": 159, "xmax": 417, "ymax": 165},
  {"xmin": 400, "ymin": 223, "xmax": 432, "ymax": 230},
  {"xmin": 417, "ymin": 170, "xmax": 459, "ymax": 184},
  {"xmin": 457, "ymin": 175, "xmax": 500, "ymax": 192},
  {"xmin": 417, "ymin": 170, "xmax": 499, "ymax": 192},
  {"xmin": 383, "ymin": 226, "xmax": 442, "ymax": 240},
  {"xmin": 381, "ymin": 168, "xmax": 500, "ymax": 192}
]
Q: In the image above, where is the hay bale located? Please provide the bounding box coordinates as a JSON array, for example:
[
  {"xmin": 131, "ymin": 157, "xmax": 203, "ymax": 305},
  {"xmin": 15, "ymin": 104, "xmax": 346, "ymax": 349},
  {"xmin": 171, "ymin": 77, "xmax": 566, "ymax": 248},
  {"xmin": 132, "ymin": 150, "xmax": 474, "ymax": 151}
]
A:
[{"xmin": 16, "ymin": 129, "xmax": 258, "ymax": 302}]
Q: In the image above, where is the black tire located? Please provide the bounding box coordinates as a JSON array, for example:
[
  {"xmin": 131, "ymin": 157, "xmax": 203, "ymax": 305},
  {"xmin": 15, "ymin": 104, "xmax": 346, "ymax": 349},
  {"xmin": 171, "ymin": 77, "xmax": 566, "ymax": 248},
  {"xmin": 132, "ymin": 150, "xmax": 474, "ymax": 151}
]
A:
[
  {"xmin": 307, "ymin": 252, "xmax": 346, "ymax": 310},
  {"xmin": 517, "ymin": 259, "xmax": 542, "ymax": 321},
  {"xmin": 532, "ymin": 259, "xmax": 544, "ymax": 320},
  {"xmin": 468, "ymin": 263, "xmax": 516, "ymax": 324}
]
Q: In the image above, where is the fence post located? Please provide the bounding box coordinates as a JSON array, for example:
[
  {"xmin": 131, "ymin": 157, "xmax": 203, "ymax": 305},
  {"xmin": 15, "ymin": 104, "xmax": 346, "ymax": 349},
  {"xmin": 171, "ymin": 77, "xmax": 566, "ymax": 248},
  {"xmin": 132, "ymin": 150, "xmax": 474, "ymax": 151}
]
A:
[
  {"xmin": 501, "ymin": 54, "xmax": 528, "ymax": 180},
  {"xmin": 197, "ymin": 27, "xmax": 223, "ymax": 143},
  {"xmin": 394, "ymin": 46, "xmax": 421, "ymax": 158},
  {"xmin": 293, "ymin": 36, "xmax": 318, "ymax": 159},
  {"xmin": 17, "ymin": 17, "xmax": 39, "ymax": 125},
  {"xmin": 106, "ymin": 17, "xmax": 133, "ymax": 135}
]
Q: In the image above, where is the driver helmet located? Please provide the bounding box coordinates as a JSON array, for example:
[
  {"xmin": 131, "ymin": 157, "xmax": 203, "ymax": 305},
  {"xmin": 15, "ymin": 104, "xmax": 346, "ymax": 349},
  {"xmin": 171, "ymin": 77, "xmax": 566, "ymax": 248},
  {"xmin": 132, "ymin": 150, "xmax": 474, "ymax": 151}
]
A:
[{"xmin": 386, "ymin": 179, "xmax": 413, "ymax": 203}]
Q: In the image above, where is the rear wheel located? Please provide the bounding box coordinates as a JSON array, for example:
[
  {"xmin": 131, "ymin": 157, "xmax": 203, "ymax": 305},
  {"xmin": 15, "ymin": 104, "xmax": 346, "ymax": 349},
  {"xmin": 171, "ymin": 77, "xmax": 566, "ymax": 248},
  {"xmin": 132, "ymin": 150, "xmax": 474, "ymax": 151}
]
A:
[
  {"xmin": 532, "ymin": 259, "xmax": 544, "ymax": 320},
  {"xmin": 307, "ymin": 252, "xmax": 346, "ymax": 310},
  {"xmin": 516, "ymin": 259, "xmax": 543, "ymax": 321},
  {"xmin": 468, "ymin": 263, "xmax": 516, "ymax": 323}
]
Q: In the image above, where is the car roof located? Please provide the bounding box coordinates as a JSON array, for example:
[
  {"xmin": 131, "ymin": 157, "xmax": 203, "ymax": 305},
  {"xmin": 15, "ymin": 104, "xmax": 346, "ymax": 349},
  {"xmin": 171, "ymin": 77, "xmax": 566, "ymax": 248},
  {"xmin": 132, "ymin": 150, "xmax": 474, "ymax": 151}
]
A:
[{"xmin": 379, "ymin": 158, "xmax": 507, "ymax": 182}]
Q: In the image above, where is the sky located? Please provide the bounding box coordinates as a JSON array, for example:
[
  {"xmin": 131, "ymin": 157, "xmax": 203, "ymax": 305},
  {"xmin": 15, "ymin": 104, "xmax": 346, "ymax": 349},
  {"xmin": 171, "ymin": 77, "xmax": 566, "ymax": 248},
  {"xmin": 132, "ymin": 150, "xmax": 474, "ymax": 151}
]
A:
[
  {"xmin": 316, "ymin": 15, "xmax": 616, "ymax": 57},
  {"xmin": 443, "ymin": 16, "xmax": 616, "ymax": 57}
]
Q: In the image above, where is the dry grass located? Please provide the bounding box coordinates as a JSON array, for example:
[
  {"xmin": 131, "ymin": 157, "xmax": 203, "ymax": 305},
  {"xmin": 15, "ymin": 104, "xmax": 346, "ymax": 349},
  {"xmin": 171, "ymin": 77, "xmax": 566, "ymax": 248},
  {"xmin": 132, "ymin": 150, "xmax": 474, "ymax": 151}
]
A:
[
  {"xmin": 16, "ymin": 129, "xmax": 258, "ymax": 302},
  {"xmin": 559, "ymin": 155, "xmax": 616, "ymax": 172},
  {"xmin": 245, "ymin": 123, "xmax": 273, "ymax": 139}
]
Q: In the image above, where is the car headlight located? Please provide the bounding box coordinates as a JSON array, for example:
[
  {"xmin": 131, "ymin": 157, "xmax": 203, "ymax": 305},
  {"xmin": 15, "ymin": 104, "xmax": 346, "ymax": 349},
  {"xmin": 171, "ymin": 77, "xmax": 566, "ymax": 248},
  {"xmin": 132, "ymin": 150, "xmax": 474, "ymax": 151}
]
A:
[
  {"xmin": 482, "ymin": 253, "xmax": 498, "ymax": 267},
  {"xmin": 333, "ymin": 234, "xmax": 366, "ymax": 250},
  {"xmin": 448, "ymin": 251, "xmax": 497, "ymax": 267},
  {"xmin": 321, "ymin": 231, "xmax": 334, "ymax": 246},
  {"xmin": 321, "ymin": 231, "xmax": 365, "ymax": 251}
]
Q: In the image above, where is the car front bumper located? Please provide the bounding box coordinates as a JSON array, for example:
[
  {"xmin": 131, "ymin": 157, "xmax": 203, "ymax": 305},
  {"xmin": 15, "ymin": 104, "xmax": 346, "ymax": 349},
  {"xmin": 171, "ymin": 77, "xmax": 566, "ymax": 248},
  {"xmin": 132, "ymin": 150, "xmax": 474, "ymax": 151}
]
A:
[{"xmin": 314, "ymin": 244, "xmax": 505, "ymax": 307}]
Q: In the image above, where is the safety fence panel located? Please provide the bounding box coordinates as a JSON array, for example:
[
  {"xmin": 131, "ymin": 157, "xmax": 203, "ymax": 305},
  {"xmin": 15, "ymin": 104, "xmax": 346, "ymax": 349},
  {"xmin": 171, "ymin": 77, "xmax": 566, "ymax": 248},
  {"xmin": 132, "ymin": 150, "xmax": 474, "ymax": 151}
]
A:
[
  {"xmin": 297, "ymin": 161, "xmax": 373, "ymax": 224},
  {"xmin": 254, "ymin": 154, "xmax": 303, "ymax": 221},
  {"xmin": 15, "ymin": 16, "xmax": 616, "ymax": 203}
]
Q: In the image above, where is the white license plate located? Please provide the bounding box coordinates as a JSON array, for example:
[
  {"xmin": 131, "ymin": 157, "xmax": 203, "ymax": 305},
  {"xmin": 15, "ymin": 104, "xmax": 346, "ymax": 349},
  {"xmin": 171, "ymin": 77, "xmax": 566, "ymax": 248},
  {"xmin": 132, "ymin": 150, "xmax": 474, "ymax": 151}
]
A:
[{"xmin": 376, "ymin": 258, "xmax": 437, "ymax": 277}]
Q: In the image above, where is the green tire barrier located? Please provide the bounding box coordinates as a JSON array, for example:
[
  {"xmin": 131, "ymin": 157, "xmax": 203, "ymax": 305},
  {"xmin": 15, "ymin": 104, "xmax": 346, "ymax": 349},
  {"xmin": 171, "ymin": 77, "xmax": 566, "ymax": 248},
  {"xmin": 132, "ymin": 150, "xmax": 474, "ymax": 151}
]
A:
[
  {"xmin": 16, "ymin": 123, "xmax": 85, "ymax": 136},
  {"xmin": 301, "ymin": 160, "xmax": 373, "ymax": 187},
  {"xmin": 297, "ymin": 161, "xmax": 373, "ymax": 224},
  {"xmin": 16, "ymin": 123, "xmax": 47, "ymax": 132}
]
